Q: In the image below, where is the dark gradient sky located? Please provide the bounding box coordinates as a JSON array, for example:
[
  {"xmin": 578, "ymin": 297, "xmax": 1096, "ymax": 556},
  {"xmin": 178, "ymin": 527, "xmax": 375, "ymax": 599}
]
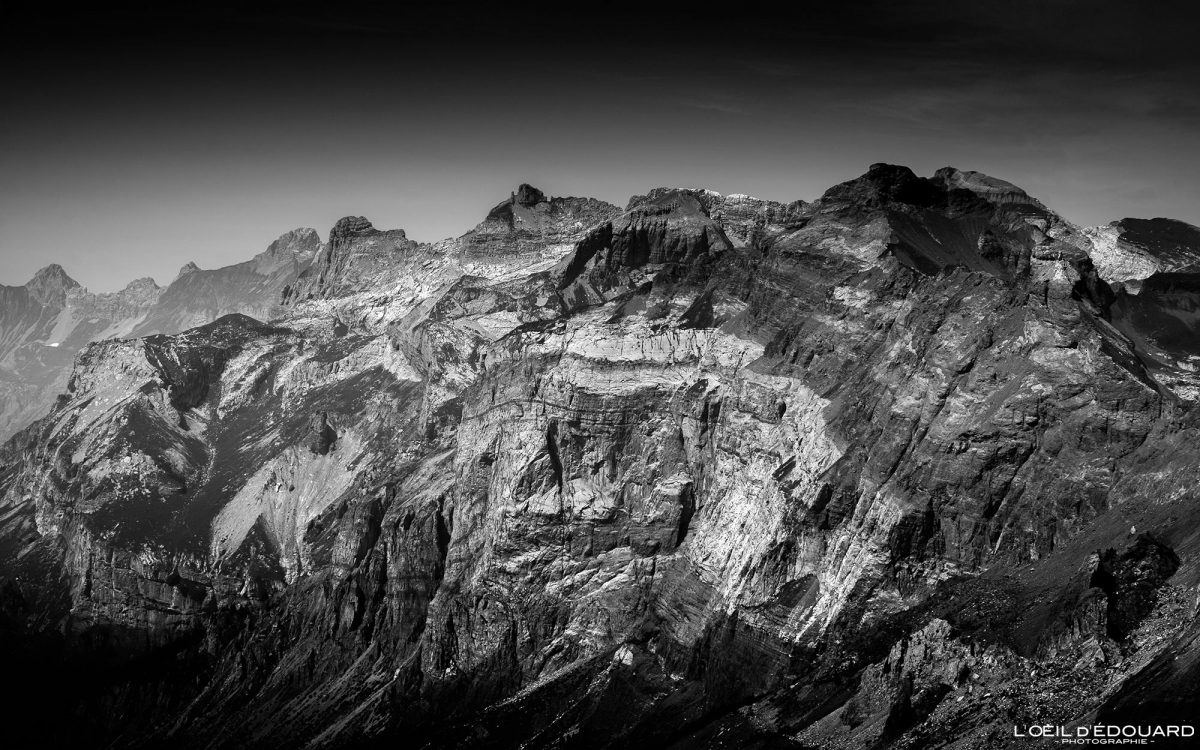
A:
[{"xmin": 3, "ymin": 1, "xmax": 1199, "ymax": 291}]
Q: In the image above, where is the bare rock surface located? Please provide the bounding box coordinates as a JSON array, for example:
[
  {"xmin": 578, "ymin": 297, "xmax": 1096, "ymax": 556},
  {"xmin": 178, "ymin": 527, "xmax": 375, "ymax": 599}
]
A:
[
  {"xmin": 1084, "ymin": 217, "xmax": 1200, "ymax": 291},
  {"xmin": 2, "ymin": 168, "xmax": 1200, "ymax": 748},
  {"xmin": 0, "ymin": 228, "xmax": 322, "ymax": 441}
]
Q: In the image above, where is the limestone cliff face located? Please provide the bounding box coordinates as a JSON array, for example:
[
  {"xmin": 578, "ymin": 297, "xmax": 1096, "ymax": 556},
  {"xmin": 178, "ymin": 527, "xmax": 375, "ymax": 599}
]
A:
[{"xmin": 2, "ymin": 173, "xmax": 1200, "ymax": 749}]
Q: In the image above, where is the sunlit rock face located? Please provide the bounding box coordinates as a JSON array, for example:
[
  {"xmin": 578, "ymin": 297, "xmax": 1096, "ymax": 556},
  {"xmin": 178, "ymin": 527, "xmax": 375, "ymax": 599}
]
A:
[
  {"xmin": 2, "ymin": 173, "xmax": 1200, "ymax": 749},
  {"xmin": 1085, "ymin": 217, "xmax": 1200, "ymax": 293}
]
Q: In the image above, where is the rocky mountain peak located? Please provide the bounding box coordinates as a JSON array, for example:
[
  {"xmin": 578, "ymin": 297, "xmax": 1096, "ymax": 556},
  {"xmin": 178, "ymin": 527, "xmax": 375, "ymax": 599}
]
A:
[
  {"xmin": 514, "ymin": 183, "xmax": 547, "ymax": 206},
  {"xmin": 624, "ymin": 187, "xmax": 719, "ymax": 212},
  {"xmin": 123, "ymin": 276, "xmax": 158, "ymax": 289},
  {"xmin": 481, "ymin": 185, "xmax": 549, "ymax": 226},
  {"xmin": 1085, "ymin": 216, "xmax": 1200, "ymax": 288},
  {"xmin": 119, "ymin": 277, "xmax": 160, "ymax": 299},
  {"xmin": 932, "ymin": 166, "xmax": 1037, "ymax": 206},
  {"xmin": 1113, "ymin": 217, "xmax": 1200, "ymax": 260},
  {"xmin": 468, "ymin": 185, "xmax": 621, "ymax": 257},
  {"xmin": 254, "ymin": 228, "xmax": 322, "ymax": 277},
  {"xmin": 25, "ymin": 263, "xmax": 80, "ymax": 304},
  {"xmin": 111, "ymin": 277, "xmax": 162, "ymax": 308},
  {"xmin": 328, "ymin": 216, "xmax": 380, "ymax": 249},
  {"xmin": 28, "ymin": 262, "xmax": 77, "ymax": 286},
  {"xmin": 821, "ymin": 162, "xmax": 941, "ymax": 208},
  {"xmin": 263, "ymin": 227, "xmax": 322, "ymax": 259},
  {"xmin": 625, "ymin": 187, "xmax": 713, "ymax": 217},
  {"xmin": 176, "ymin": 261, "xmax": 201, "ymax": 280},
  {"xmin": 5, "ymin": 167, "xmax": 1200, "ymax": 749}
]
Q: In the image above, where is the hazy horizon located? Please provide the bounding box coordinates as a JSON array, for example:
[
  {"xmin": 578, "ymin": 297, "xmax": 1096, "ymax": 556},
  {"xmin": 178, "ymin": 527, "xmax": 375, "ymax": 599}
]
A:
[{"xmin": 4, "ymin": 1, "xmax": 1198, "ymax": 292}]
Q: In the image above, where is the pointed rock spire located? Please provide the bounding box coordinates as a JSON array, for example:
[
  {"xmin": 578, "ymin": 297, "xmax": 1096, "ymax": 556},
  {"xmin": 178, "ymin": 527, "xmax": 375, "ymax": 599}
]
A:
[
  {"xmin": 328, "ymin": 216, "xmax": 380, "ymax": 249},
  {"xmin": 514, "ymin": 183, "xmax": 547, "ymax": 207},
  {"xmin": 26, "ymin": 264, "xmax": 80, "ymax": 304},
  {"xmin": 176, "ymin": 262, "xmax": 201, "ymax": 280}
]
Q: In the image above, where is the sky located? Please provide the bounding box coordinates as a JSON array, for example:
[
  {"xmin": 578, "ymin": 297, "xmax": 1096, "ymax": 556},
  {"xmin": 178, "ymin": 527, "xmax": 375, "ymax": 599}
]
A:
[{"xmin": 2, "ymin": 1, "xmax": 1199, "ymax": 292}]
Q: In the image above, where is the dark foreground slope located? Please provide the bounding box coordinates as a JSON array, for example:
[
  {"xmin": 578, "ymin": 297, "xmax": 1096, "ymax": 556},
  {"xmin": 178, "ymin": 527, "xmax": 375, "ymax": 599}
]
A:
[{"xmin": 1, "ymin": 170, "xmax": 1198, "ymax": 749}]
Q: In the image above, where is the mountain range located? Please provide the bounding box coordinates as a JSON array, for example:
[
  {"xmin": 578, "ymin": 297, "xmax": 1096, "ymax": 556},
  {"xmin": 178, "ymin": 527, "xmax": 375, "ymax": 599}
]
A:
[
  {"xmin": 1, "ymin": 168, "xmax": 1199, "ymax": 748},
  {"xmin": 0, "ymin": 229, "xmax": 321, "ymax": 441}
]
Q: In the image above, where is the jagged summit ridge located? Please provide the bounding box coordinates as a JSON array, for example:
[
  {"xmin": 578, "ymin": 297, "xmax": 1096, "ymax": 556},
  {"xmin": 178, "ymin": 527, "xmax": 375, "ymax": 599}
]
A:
[
  {"xmin": 822, "ymin": 162, "xmax": 930, "ymax": 203},
  {"xmin": 479, "ymin": 183, "xmax": 616, "ymax": 228},
  {"xmin": 2, "ymin": 165, "xmax": 1195, "ymax": 441},
  {"xmin": 23, "ymin": 263, "xmax": 81, "ymax": 303},
  {"xmin": 328, "ymin": 215, "xmax": 380, "ymax": 248},
  {"xmin": 27, "ymin": 262, "xmax": 77, "ymax": 285},
  {"xmin": 514, "ymin": 182, "xmax": 546, "ymax": 206},
  {"xmin": 264, "ymin": 227, "xmax": 321, "ymax": 254},
  {"xmin": 0, "ymin": 226, "xmax": 329, "ymax": 440},
  {"xmin": 3, "ymin": 164, "xmax": 1200, "ymax": 748}
]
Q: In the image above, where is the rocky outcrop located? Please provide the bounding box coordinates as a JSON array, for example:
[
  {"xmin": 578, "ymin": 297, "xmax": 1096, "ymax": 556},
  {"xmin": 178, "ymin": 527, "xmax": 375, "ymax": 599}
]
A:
[
  {"xmin": 1084, "ymin": 217, "xmax": 1200, "ymax": 291},
  {"xmin": 1090, "ymin": 535, "xmax": 1181, "ymax": 641},
  {"xmin": 284, "ymin": 217, "xmax": 418, "ymax": 303},
  {"xmin": 2, "ymin": 168, "xmax": 1200, "ymax": 749},
  {"xmin": 328, "ymin": 216, "xmax": 377, "ymax": 248},
  {"xmin": 515, "ymin": 183, "xmax": 546, "ymax": 207},
  {"xmin": 24, "ymin": 263, "xmax": 81, "ymax": 304},
  {"xmin": 623, "ymin": 186, "xmax": 806, "ymax": 249},
  {"xmin": 462, "ymin": 184, "xmax": 622, "ymax": 270},
  {"xmin": 306, "ymin": 412, "xmax": 338, "ymax": 456}
]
